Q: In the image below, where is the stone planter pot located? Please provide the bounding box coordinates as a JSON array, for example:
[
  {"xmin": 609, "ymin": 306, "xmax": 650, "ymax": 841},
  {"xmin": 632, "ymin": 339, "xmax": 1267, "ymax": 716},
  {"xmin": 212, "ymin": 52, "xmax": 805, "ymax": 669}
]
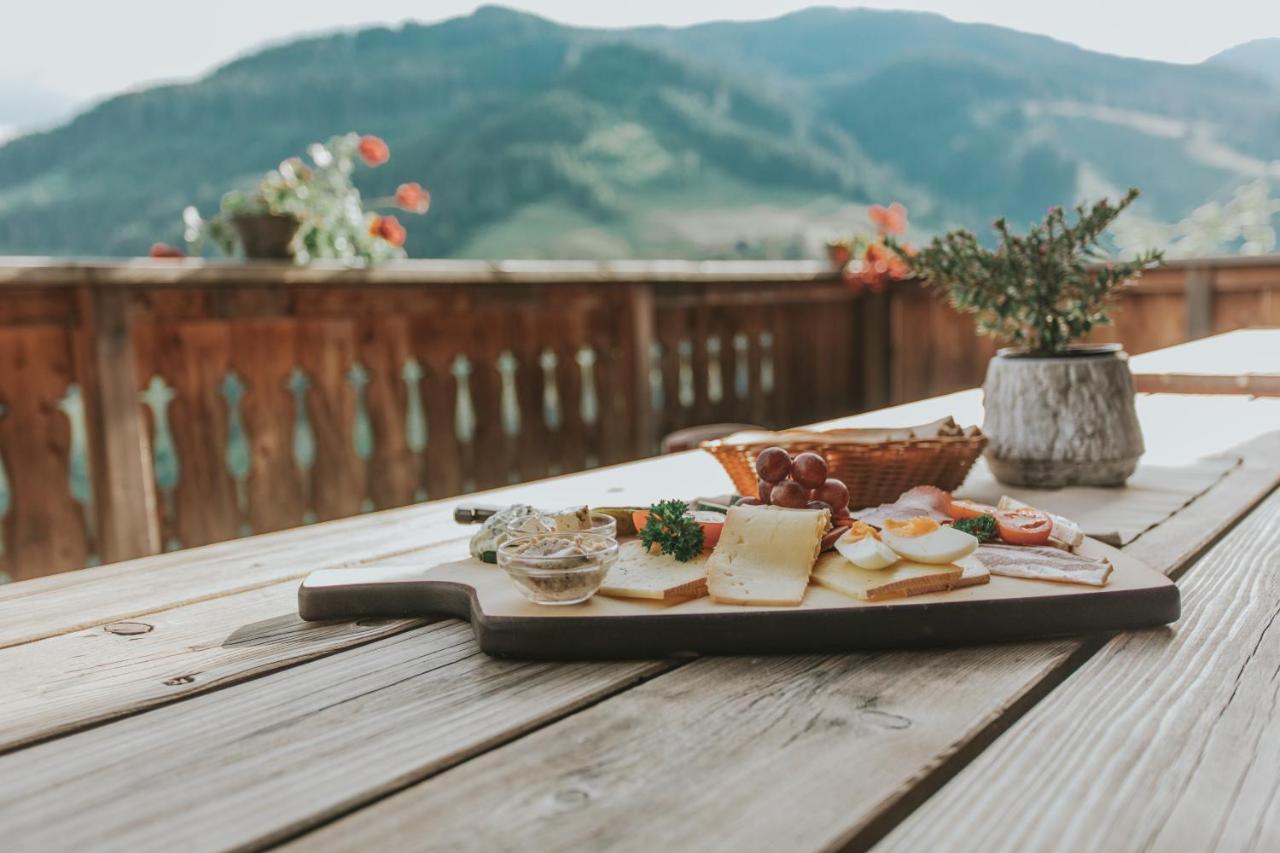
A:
[
  {"xmin": 232, "ymin": 213, "xmax": 300, "ymax": 260},
  {"xmin": 982, "ymin": 343, "xmax": 1144, "ymax": 488}
]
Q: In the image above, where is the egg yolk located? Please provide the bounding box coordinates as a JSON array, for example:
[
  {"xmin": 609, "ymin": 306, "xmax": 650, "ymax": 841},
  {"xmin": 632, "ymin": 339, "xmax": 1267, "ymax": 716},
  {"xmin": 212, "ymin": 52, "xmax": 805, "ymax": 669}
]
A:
[
  {"xmin": 882, "ymin": 517, "xmax": 940, "ymax": 538},
  {"xmin": 845, "ymin": 521, "xmax": 880, "ymax": 542}
]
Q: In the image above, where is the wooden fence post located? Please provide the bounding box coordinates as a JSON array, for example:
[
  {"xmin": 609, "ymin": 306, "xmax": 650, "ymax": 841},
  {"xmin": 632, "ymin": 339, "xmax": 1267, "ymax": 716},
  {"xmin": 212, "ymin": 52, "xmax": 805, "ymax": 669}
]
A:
[
  {"xmin": 1185, "ymin": 265, "xmax": 1215, "ymax": 341},
  {"xmin": 623, "ymin": 283, "xmax": 657, "ymax": 458},
  {"xmin": 76, "ymin": 285, "xmax": 161, "ymax": 563},
  {"xmin": 857, "ymin": 288, "xmax": 892, "ymax": 411}
]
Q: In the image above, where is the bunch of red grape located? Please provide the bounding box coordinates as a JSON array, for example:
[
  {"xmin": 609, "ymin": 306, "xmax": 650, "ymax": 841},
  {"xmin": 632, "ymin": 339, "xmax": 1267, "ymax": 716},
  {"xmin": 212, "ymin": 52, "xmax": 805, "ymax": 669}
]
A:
[{"xmin": 741, "ymin": 446, "xmax": 851, "ymax": 523}]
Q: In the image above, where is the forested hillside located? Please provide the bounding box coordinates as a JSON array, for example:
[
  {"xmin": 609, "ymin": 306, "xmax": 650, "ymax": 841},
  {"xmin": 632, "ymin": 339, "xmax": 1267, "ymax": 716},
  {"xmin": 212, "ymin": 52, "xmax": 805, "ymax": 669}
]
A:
[{"xmin": 1, "ymin": 5, "xmax": 1277, "ymax": 259}]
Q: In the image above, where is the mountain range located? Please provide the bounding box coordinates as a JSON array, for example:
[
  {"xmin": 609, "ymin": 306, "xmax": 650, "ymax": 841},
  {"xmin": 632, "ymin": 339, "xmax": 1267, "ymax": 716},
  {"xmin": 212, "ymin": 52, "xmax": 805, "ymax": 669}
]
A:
[{"xmin": 1, "ymin": 5, "xmax": 1278, "ymax": 260}]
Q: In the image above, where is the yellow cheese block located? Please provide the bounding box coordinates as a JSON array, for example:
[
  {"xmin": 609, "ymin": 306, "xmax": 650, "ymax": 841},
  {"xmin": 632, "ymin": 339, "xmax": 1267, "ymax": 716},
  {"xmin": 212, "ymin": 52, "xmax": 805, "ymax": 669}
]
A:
[
  {"xmin": 952, "ymin": 554, "xmax": 991, "ymax": 589},
  {"xmin": 707, "ymin": 505, "xmax": 829, "ymax": 606},
  {"xmin": 812, "ymin": 552, "xmax": 962, "ymax": 601},
  {"xmin": 599, "ymin": 540, "xmax": 708, "ymax": 600}
]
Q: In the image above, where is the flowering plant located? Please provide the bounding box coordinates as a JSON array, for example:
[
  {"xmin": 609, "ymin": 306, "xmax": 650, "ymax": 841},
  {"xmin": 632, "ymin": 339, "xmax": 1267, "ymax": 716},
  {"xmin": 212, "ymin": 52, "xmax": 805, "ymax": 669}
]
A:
[
  {"xmin": 179, "ymin": 133, "xmax": 429, "ymax": 264},
  {"xmin": 826, "ymin": 203, "xmax": 914, "ymax": 293}
]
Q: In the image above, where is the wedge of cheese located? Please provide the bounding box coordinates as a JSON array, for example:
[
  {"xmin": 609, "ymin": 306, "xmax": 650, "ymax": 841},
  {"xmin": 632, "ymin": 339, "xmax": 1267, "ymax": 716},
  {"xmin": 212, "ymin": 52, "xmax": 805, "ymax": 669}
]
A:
[
  {"xmin": 706, "ymin": 505, "xmax": 829, "ymax": 606},
  {"xmin": 599, "ymin": 540, "xmax": 709, "ymax": 601},
  {"xmin": 812, "ymin": 552, "xmax": 962, "ymax": 601},
  {"xmin": 952, "ymin": 554, "xmax": 991, "ymax": 589}
]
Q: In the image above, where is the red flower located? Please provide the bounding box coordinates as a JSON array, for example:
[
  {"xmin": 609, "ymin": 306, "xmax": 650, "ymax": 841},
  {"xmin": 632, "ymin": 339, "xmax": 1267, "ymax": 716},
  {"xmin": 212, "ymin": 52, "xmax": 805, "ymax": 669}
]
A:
[
  {"xmin": 149, "ymin": 242, "xmax": 185, "ymax": 259},
  {"xmin": 827, "ymin": 243, "xmax": 852, "ymax": 268},
  {"xmin": 868, "ymin": 202, "xmax": 908, "ymax": 236},
  {"xmin": 357, "ymin": 135, "xmax": 390, "ymax": 167},
  {"xmin": 370, "ymin": 215, "xmax": 406, "ymax": 247},
  {"xmin": 394, "ymin": 182, "xmax": 431, "ymax": 214}
]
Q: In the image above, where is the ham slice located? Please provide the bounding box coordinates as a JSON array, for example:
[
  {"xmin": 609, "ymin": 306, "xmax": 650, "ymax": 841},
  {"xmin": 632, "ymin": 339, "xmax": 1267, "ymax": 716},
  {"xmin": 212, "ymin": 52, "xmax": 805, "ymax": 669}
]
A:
[
  {"xmin": 852, "ymin": 485, "xmax": 953, "ymax": 527},
  {"xmin": 976, "ymin": 544, "xmax": 1113, "ymax": 587}
]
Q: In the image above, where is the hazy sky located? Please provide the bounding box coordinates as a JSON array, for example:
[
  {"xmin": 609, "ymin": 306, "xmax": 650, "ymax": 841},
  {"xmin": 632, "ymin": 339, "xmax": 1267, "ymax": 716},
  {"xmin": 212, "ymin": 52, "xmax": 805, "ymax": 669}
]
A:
[{"xmin": 4, "ymin": 1, "xmax": 1279, "ymax": 102}]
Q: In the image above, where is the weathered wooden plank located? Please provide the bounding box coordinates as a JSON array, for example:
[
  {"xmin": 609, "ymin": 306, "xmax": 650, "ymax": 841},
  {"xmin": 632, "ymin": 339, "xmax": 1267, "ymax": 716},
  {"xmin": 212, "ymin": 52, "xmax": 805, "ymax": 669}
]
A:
[
  {"xmin": 876, "ymin": 481, "xmax": 1280, "ymax": 853},
  {"xmin": 621, "ymin": 283, "xmax": 656, "ymax": 458},
  {"xmin": 412, "ymin": 310, "xmax": 463, "ymax": 499},
  {"xmin": 298, "ymin": 318, "xmax": 366, "ymax": 521},
  {"xmin": 468, "ymin": 309, "xmax": 508, "ymax": 490},
  {"xmin": 555, "ymin": 305, "xmax": 589, "ymax": 475},
  {"xmin": 157, "ymin": 321, "xmax": 241, "ymax": 547},
  {"xmin": 288, "ymin": 438, "xmax": 1280, "ymax": 853},
  {"xmin": 229, "ymin": 318, "xmax": 306, "ymax": 534},
  {"xmin": 293, "ymin": 640, "xmax": 1089, "ymax": 853},
  {"xmin": 0, "ymin": 579, "xmax": 422, "ymax": 753},
  {"xmin": 358, "ymin": 313, "xmax": 418, "ymax": 509},
  {"xmin": 0, "ymin": 448, "xmax": 732, "ymax": 649},
  {"xmin": 513, "ymin": 308, "xmax": 551, "ymax": 483},
  {"xmin": 0, "ymin": 325, "xmax": 89, "ymax": 580},
  {"xmin": 75, "ymin": 287, "xmax": 161, "ymax": 562},
  {"xmin": 0, "ymin": 623, "xmax": 671, "ymax": 853}
]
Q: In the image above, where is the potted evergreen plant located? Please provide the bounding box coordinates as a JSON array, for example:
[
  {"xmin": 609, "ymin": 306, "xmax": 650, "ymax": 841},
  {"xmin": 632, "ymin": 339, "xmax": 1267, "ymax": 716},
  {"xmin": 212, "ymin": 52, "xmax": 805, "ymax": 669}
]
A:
[{"xmin": 890, "ymin": 188, "xmax": 1163, "ymax": 487}]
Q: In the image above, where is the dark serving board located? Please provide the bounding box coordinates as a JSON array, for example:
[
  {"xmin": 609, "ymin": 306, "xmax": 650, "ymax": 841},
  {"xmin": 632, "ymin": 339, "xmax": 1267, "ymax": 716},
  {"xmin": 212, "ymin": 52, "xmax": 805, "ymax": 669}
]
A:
[{"xmin": 298, "ymin": 538, "xmax": 1179, "ymax": 660}]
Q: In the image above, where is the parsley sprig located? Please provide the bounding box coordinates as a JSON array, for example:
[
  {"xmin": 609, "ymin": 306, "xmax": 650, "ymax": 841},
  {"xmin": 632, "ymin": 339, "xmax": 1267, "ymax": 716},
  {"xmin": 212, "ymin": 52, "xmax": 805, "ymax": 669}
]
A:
[
  {"xmin": 953, "ymin": 513, "xmax": 998, "ymax": 542},
  {"xmin": 639, "ymin": 499, "xmax": 705, "ymax": 562}
]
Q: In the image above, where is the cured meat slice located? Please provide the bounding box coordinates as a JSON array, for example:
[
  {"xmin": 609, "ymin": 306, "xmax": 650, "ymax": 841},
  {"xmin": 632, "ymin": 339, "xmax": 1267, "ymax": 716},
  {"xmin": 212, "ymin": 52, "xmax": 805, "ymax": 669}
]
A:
[
  {"xmin": 976, "ymin": 543, "xmax": 1113, "ymax": 587},
  {"xmin": 852, "ymin": 485, "xmax": 953, "ymax": 527}
]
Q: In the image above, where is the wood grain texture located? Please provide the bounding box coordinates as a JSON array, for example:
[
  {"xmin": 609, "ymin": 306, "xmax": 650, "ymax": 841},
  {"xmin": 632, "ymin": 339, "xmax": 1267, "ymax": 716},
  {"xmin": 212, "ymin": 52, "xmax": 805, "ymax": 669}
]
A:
[
  {"xmin": 76, "ymin": 286, "xmax": 161, "ymax": 562},
  {"xmin": 0, "ymin": 324, "xmax": 88, "ymax": 579},
  {"xmin": 0, "ymin": 579, "xmax": 422, "ymax": 753},
  {"xmin": 875, "ymin": 485, "xmax": 1280, "ymax": 853},
  {"xmin": 288, "ymin": 436, "xmax": 1280, "ymax": 853},
  {"xmin": 0, "ymin": 448, "xmax": 735, "ymax": 649},
  {"xmin": 0, "ymin": 623, "xmax": 670, "ymax": 853},
  {"xmin": 289, "ymin": 641, "xmax": 1088, "ymax": 853},
  {"xmin": 230, "ymin": 318, "xmax": 306, "ymax": 534}
]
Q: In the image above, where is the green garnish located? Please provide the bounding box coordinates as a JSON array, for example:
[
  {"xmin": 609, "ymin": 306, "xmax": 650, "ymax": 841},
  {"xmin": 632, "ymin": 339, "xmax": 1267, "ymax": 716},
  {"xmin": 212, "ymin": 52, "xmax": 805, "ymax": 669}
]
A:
[
  {"xmin": 639, "ymin": 499, "xmax": 705, "ymax": 562},
  {"xmin": 954, "ymin": 513, "xmax": 998, "ymax": 542}
]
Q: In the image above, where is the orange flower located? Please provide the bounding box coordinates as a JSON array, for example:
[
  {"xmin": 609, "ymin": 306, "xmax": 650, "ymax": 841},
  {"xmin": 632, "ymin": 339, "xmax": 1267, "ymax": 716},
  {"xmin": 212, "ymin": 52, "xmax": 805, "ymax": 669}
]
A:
[
  {"xmin": 148, "ymin": 242, "xmax": 185, "ymax": 259},
  {"xmin": 370, "ymin": 214, "xmax": 406, "ymax": 247},
  {"xmin": 357, "ymin": 134, "xmax": 390, "ymax": 167},
  {"xmin": 868, "ymin": 202, "xmax": 908, "ymax": 236},
  {"xmin": 394, "ymin": 182, "xmax": 431, "ymax": 214}
]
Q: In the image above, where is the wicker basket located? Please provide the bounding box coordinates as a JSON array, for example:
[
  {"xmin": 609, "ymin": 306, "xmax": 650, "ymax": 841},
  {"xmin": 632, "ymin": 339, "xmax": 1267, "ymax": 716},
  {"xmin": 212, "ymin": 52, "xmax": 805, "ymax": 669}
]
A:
[{"xmin": 701, "ymin": 421, "xmax": 987, "ymax": 510}]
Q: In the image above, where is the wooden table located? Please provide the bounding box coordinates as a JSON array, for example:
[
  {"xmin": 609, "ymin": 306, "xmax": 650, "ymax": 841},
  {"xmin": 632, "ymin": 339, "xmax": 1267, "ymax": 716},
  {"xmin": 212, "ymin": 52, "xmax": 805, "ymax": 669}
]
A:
[
  {"xmin": 3, "ymin": 388, "xmax": 1279, "ymax": 852},
  {"xmin": 1129, "ymin": 328, "xmax": 1280, "ymax": 396}
]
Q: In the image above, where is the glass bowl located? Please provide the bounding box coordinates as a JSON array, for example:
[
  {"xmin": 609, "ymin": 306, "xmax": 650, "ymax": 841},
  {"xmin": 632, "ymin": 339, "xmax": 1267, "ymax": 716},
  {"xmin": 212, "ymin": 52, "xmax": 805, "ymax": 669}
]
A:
[
  {"xmin": 505, "ymin": 511, "xmax": 618, "ymax": 541},
  {"xmin": 496, "ymin": 532, "xmax": 618, "ymax": 605}
]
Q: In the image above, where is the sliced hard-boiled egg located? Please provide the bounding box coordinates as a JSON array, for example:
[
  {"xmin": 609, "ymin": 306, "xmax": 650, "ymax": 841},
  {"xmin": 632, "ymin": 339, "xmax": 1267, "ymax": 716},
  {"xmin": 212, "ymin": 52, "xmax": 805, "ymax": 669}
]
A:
[
  {"xmin": 836, "ymin": 529, "xmax": 899, "ymax": 570},
  {"xmin": 882, "ymin": 516, "xmax": 941, "ymax": 538},
  {"xmin": 881, "ymin": 518, "xmax": 978, "ymax": 564}
]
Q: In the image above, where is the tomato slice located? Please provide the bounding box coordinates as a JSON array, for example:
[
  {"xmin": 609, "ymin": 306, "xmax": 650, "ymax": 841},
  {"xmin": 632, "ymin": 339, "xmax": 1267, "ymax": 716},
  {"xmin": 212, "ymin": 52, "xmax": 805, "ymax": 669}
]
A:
[
  {"xmin": 995, "ymin": 508, "xmax": 1053, "ymax": 545},
  {"xmin": 949, "ymin": 498, "xmax": 999, "ymax": 521},
  {"xmin": 631, "ymin": 509, "xmax": 724, "ymax": 551}
]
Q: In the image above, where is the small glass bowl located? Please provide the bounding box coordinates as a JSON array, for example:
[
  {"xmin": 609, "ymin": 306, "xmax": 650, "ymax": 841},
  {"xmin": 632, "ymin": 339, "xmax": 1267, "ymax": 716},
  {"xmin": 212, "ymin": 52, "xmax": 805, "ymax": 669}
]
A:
[
  {"xmin": 504, "ymin": 511, "xmax": 618, "ymax": 541},
  {"xmin": 496, "ymin": 532, "xmax": 618, "ymax": 606}
]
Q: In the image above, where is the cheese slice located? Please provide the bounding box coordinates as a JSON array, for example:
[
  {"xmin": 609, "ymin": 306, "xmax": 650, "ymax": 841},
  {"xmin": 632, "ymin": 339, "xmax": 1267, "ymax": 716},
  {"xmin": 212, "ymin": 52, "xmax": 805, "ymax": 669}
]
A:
[
  {"xmin": 812, "ymin": 552, "xmax": 962, "ymax": 601},
  {"xmin": 706, "ymin": 505, "xmax": 829, "ymax": 606},
  {"xmin": 599, "ymin": 540, "xmax": 708, "ymax": 601},
  {"xmin": 952, "ymin": 554, "xmax": 991, "ymax": 589}
]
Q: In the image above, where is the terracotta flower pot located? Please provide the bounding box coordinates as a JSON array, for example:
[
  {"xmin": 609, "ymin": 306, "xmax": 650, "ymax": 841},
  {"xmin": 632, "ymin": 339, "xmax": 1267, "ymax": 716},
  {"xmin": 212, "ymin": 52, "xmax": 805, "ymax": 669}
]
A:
[
  {"xmin": 982, "ymin": 343, "xmax": 1145, "ymax": 488},
  {"xmin": 232, "ymin": 213, "xmax": 301, "ymax": 260}
]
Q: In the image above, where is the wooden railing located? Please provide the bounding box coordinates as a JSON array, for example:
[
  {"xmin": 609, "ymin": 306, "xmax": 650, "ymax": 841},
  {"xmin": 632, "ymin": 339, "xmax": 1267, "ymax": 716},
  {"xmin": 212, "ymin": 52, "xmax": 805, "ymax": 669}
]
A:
[{"xmin": 0, "ymin": 255, "xmax": 1276, "ymax": 582}]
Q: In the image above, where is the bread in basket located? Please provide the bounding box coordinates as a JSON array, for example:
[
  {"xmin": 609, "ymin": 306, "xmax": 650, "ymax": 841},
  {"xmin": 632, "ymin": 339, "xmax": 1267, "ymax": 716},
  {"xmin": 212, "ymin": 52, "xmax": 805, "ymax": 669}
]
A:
[{"xmin": 701, "ymin": 417, "xmax": 986, "ymax": 510}]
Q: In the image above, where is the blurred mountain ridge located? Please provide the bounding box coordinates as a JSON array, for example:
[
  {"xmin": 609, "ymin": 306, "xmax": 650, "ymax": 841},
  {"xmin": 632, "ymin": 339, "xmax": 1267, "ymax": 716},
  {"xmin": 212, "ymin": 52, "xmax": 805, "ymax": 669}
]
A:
[{"xmin": 1, "ymin": 4, "xmax": 1277, "ymax": 259}]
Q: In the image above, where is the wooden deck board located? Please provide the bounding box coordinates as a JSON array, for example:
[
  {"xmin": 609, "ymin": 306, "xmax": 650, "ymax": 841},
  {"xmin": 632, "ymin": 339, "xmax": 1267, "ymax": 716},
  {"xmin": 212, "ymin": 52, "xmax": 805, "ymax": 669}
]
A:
[
  {"xmin": 0, "ymin": 451, "xmax": 733, "ymax": 649},
  {"xmin": 874, "ymin": 486, "xmax": 1280, "ymax": 853},
  {"xmin": 282, "ymin": 436, "xmax": 1280, "ymax": 853},
  {"xmin": 0, "ymin": 624, "xmax": 673, "ymax": 853},
  {"xmin": 2, "ymin": 387, "xmax": 1278, "ymax": 852},
  {"xmin": 0, "ymin": 579, "xmax": 423, "ymax": 754}
]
